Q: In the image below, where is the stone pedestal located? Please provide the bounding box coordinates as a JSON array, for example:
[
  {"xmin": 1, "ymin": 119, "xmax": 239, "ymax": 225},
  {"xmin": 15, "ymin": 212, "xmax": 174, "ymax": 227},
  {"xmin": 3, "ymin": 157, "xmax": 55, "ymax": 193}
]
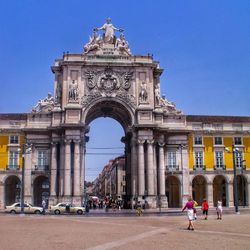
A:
[
  {"xmin": 145, "ymin": 196, "xmax": 157, "ymax": 208},
  {"xmin": 48, "ymin": 196, "xmax": 58, "ymax": 206},
  {"xmin": 72, "ymin": 196, "xmax": 82, "ymax": 206},
  {"xmin": 160, "ymin": 196, "xmax": 168, "ymax": 208}
]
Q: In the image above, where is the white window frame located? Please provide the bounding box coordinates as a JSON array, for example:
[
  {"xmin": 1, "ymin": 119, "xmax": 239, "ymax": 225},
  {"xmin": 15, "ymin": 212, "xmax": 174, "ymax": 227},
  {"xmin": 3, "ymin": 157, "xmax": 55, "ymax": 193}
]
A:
[
  {"xmin": 194, "ymin": 151, "xmax": 204, "ymax": 168},
  {"xmin": 215, "ymin": 151, "xmax": 224, "ymax": 168},
  {"xmin": 8, "ymin": 150, "xmax": 19, "ymax": 168},
  {"xmin": 37, "ymin": 149, "xmax": 48, "ymax": 167},
  {"xmin": 214, "ymin": 136, "xmax": 223, "ymax": 145},
  {"xmin": 9, "ymin": 135, "xmax": 19, "ymax": 144},
  {"xmin": 194, "ymin": 136, "xmax": 203, "ymax": 145},
  {"xmin": 167, "ymin": 151, "xmax": 177, "ymax": 168},
  {"xmin": 234, "ymin": 137, "xmax": 242, "ymax": 145},
  {"xmin": 234, "ymin": 150, "xmax": 244, "ymax": 168}
]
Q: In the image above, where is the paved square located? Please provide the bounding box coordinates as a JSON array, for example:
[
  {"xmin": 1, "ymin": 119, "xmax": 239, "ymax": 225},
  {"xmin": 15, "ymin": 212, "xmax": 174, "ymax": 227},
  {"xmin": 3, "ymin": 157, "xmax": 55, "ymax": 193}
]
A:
[{"xmin": 1, "ymin": 213, "xmax": 250, "ymax": 250}]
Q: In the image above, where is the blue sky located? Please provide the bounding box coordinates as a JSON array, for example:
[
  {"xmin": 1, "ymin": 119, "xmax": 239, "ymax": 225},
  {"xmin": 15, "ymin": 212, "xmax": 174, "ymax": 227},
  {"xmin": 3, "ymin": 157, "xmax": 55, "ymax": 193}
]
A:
[{"xmin": 0, "ymin": 0, "xmax": 249, "ymax": 180}]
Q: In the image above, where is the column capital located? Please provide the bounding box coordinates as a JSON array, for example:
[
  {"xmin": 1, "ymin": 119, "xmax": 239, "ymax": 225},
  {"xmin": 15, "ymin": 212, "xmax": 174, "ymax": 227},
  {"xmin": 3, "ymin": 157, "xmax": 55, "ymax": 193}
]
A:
[
  {"xmin": 73, "ymin": 139, "xmax": 81, "ymax": 144},
  {"xmin": 137, "ymin": 139, "xmax": 145, "ymax": 145},
  {"xmin": 158, "ymin": 142, "xmax": 165, "ymax": 147},
  {"xmin": 64, "ymin": 139, "xmax": 71, "ymax": 145},
  {"xmin": 147, "ymin": 139, "xmax": 154, "ymax": 145}
]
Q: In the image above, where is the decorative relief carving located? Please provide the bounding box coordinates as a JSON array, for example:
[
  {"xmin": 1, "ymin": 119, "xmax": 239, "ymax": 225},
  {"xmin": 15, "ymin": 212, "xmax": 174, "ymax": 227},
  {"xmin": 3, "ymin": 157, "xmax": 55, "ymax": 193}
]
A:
[{"xmin": 82, "ymin": 67, "xmax": 135, "ymax": 107}]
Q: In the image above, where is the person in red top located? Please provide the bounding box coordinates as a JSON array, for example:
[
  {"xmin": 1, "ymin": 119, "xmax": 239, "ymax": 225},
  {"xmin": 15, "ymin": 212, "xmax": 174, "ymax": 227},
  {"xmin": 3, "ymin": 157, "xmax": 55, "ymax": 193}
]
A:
[{"xmin": 202, "ymin": 198, "xmax": 209, "ymax": 220}]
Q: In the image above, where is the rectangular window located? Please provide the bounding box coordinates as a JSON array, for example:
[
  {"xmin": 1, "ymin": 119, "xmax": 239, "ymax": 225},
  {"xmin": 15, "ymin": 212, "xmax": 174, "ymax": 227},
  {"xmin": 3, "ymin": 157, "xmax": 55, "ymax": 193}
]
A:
[
  {"xmin": 234, "ymin": 137, "xmax": 242, "ymax": 145},
  {"xmin": 167, "ymin": 151, "xmax": 176, "ymax": 167},
  {"xmin": 194, "ymin": 136, "xmax": 202, "ymax": 145},
  {"xmin": 9, "ymin": 151, "xmax": 19, "ymax": 168},
  {"xmin": 38, "ymin": 150, "xmax": 48, "ymax": 166},
  {"xmin": 235, "ymin": 151, "xmax": 243, "ymax": 168},
  {"xmin": 215, "ymin": 151, "xmax": 224, "ymax": 168},
  {"xmin": 195, "ymin": 151, "xmax": 203, "ymax": 168},
  {"xmin": 9, "ymin": 135, "xmax": 19, "ymax": 144},
  {"xmin": 214, "ymin": 137, "xmax": 222, "ymax": 145}
]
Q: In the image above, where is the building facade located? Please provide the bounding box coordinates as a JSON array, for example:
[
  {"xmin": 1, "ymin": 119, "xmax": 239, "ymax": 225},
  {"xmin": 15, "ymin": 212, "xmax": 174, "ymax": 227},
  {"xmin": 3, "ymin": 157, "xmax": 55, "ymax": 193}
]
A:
[{"xmin": 0, "ymin": 19, "xmax": 249, "ymax": 209}]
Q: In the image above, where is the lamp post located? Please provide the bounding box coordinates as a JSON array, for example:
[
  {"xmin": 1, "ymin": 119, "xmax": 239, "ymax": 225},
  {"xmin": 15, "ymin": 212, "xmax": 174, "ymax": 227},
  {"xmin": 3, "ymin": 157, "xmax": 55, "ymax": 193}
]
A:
[
  {"xmin": 20, "ymin": 144, "xmax": 25, "ymax": 214},
  {"xmin": 232, "ymin": 147, "xmax": 239, "ymax": 214}
]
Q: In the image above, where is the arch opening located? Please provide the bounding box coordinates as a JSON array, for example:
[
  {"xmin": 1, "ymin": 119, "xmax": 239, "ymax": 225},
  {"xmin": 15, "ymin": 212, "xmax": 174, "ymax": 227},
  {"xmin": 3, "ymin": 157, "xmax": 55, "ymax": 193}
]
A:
[
  {"xmin": 5, "ymin": 175, "xmax": 21, "ymax": 206},
  {"xmin": 33, "ymin": 176, "xmax": 50, "ymax": 207},
  {"xmin": 165, "ymin": 176, "xmax": 181, "ymax": 208},
  {"xmin": 192, "ymin": 175, "xmax": 207, "ymax": 206},
  {"xmin": 213, "ymin": 175, "xmax": 227, "ymax": 207}
]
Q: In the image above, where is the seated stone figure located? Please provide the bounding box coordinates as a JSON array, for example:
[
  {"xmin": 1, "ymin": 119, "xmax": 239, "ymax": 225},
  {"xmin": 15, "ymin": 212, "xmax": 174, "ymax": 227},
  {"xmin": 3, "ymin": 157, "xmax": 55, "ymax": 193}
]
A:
[
  {"xmin": 84, "ymin": 31, "xmax": 102, "ymax": 54},
  {"xmin": 115, "ymin": 33, "xmax": 132, "ymax": 55}
]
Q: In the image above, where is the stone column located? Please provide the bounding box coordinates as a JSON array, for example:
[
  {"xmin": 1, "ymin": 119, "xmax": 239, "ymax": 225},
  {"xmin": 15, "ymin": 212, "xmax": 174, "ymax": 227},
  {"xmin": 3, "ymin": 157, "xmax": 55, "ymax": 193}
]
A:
[
  {"xmin": 0, "ymin": 183, "xmax": 4, "ymax": 210},
  {"xmin": 158, "ymin": 143, "xmax": 165, "ymax": 196},
  {"xmin": 64, "ymin": 140, "xmax": 71, "ymax": 197},
  {"xmin": 181, "ymin": 146, "xmax": 190, "ymax": 206},
  {"xmin": 207, "ymin": 182, "xmax": 214, "ymax": 207},
  {"xmin": 50, "ymin": 142, "xmax": 57, "ymax": 197},
  {"xmin": 147, "ymin": 140, "xmax": 154, "ymax": 196},
  {"xmin": 59, "ymin": 141, "xmax": 65, "ymax": 196},
  {"xmin": 73, "ymin": 140, "xmax": 81, "ymax": 197},
  {"xmin": 80, "ymin": 140, "xmax": 86, "ymax": 195},
  {"xmin": 24, "ymin": 149, "xmax": 32, "ymax": 204},
  {"xmin": 138, "ymin": 139, "xmax": 145, "ymax": 196},
  {"xmin": 131, "ymin": 138, "xmax": 137, "ymax": 197}
]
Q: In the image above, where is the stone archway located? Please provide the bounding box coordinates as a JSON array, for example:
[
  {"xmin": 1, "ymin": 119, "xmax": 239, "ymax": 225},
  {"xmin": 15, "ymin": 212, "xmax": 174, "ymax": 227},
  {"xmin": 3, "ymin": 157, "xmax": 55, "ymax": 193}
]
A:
[
  {"xmin": 165, "ymin": 176, "xmax": 181, "ymax": 208},
  {"xmin": 84, "ymin": 99, "xmax": 133, "ymax": 206},
  {"xmin": 213, "ymin": 175, "xmax": 227, "ymax": 207},
  {"xmin": 33, "ymin": 176, "xmax": 50, "ymax": 207},
  {"xmin": 5, "ymin": 175, "xmax": 21, "ymax": 206},
  {"xmin": 192, "ymin": 175, "xmax": 207, "ymax": 205},
  {"xmin": 236, "ymin": 175, "xmax": 248, "ymax": 206}
]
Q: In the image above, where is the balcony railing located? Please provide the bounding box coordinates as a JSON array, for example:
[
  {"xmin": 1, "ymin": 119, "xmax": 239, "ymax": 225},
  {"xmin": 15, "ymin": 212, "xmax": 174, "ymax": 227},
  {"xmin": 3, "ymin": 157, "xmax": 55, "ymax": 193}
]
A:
[
  {"xmin": 193, "ymin": 165, "xmax": 206, "ymax": 171},
  {"xmin": 6, "ymin": 165, "xmax": 20, "ymax": 170},
  {"xmin": 214, "ymin": 165, "xmax": 226, "ymax": 170},
  {"xmin": 34, "ymin": 165, "xmax": 49, "ymax": 171},
  {"xmin": 166, "ymin": 165, "xmax": 180, "ymax": 171}
]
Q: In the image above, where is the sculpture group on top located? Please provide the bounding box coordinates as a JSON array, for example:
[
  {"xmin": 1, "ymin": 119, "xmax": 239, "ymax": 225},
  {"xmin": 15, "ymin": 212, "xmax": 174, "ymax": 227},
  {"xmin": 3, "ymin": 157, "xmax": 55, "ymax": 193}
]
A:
[
  {"xmin": 32, "ymin": 93, "xmax": 55, "ymax": 113},
  {"xmin": 154, "ymin": 83, "xmax": 182, "ymax": 114},
  {"xmin": 84, "ymin": 18, "xmax": 132, "ymax": 56}
]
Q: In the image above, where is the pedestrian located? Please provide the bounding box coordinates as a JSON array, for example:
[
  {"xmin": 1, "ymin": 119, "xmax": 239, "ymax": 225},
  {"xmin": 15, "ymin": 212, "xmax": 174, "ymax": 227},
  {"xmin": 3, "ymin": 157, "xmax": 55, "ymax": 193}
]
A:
[
  {"xmin": 182, "ymin": 196, "xmax": 195, "ymax": 230},
  {"xmin": 216, "ymin": 199, "xmax": 223, "ymax": 220},
  {"xmin": 193, "ymin": 199, "xmax": 198, "ymax": 220},
  {"xmin": 201, "ymin": 198, "xmax": 209, "ymax": 220},
  {"xmin": 42, "ymin": 199, "xmax": 46, "ymax": 215}
]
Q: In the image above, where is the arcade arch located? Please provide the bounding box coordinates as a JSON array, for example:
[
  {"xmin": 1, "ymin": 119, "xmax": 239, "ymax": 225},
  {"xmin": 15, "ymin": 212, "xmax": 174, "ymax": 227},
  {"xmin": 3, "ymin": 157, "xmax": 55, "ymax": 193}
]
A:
[
  {"xmin": 5, "ymin": 175, "xmax": 21, "ymax": 206},
  {"xmin": 192, "ymin": 175, "xmax": 207, "ymax": 205},
  {"xmin": 33, "ymin": 176, "xmax": 50, "ymax": 207},
  {"xmin": 213, "ymin": 175, "xmax": 227, "ymax": 207},
  {"xmin": 165, "ymin": 176, "xmax": 181, "ymax": 208}
]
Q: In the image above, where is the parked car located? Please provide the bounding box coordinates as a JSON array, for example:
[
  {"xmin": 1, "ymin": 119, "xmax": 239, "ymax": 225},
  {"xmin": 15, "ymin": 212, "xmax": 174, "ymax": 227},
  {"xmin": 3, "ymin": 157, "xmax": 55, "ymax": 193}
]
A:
[
  {"xmin": 49, "ymin": 203, "xmax": 85, "ymax": 215},
  {"xmin": 5, "ymin": 202, "xmax": 43, "ymax": 214}
]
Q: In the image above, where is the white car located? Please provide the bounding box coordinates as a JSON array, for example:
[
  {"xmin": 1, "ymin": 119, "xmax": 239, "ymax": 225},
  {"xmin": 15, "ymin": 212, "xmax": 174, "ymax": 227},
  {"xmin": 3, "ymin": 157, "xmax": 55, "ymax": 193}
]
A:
[
  {"xmin": 5, "ymin": 202, "xmax": 43, "ymax": 214},
  {"xmin": 49, "ymin": 203, "xmax": 85, "ymax": 215}
]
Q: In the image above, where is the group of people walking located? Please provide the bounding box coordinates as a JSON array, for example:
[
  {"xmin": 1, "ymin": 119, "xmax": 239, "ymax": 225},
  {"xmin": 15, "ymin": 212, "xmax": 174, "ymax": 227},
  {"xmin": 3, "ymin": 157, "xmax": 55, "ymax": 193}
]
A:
[{"xmin": 182, "ymin": 197, "xmax": 223, "ymax": 230}]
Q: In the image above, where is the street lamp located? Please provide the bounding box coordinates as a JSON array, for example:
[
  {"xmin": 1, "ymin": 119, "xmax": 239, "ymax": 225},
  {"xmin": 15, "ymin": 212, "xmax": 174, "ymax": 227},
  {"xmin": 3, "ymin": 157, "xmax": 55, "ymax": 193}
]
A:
[{"xmin": 225, "ymin": 146, "xmax": 241, "ymax": 214}]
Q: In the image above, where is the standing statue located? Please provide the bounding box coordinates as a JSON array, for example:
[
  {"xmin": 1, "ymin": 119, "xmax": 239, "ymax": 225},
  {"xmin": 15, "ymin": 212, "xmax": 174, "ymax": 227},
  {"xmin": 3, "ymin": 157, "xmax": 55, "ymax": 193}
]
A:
[
  {"xmin": 155, "ymin": 83, "xmax": 161, "ymax": 106},
  {"xmin": 139, "ymin": 82, "xmax": 148, "ymax": 102},
  {"xmin": 115, "ymin": 33, "xmax": 132, "ymax": 55},
  {"xmin": 68, "ymin": 80, "xmax": 79, "ymax": 101},
  {"xmin": 94, "ymin": 18, "xmax": 124, "ymax": 44}
]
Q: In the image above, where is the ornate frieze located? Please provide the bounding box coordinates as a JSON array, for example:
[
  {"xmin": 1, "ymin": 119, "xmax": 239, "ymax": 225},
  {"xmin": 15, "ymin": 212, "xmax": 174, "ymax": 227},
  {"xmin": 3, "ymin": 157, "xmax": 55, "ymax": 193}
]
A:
[{"xmin": 82, "ymin": 67, "xmax": 135, "ymax": 107}]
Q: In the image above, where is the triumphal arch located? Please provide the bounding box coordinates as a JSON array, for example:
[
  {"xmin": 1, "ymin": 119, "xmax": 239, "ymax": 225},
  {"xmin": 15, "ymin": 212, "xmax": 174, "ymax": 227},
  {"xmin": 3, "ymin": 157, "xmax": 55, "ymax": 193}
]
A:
[{"xmin": 25, "ymin": 18, "xmax": 189, "ymax": 208}]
